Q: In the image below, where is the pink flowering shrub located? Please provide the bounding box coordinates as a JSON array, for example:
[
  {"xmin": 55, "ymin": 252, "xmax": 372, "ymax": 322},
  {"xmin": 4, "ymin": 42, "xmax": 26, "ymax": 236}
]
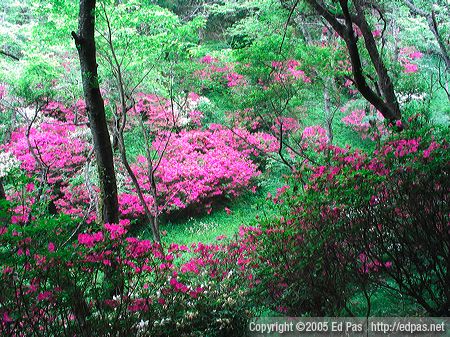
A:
[
  {"xmin": 4, "ymin": 96, "xmax": 275, "ymax": 223},
  {"xmin": 271, "ymin": 59, "xmax": 311, "ymax": 84},
  {"xmin": 0, "ymin": 84, "xmax": 6, "ymax": 100},
  {"xmin": 242, "ymin": 132, "xmax": 449, "ymax": 316},
  {"xmin": 270, "ymin": 116, "xmax": 301, "ymax": 135},
  {"xmin": 120, "ymin": 124, "xmax": 276, "ymax": 217},
  {"xmin": 226, "ymin": 72, "xmax": 245, "ymax": 87},
  {"xmin": 341, "ymin": 107, "xmax": 387, "ymax": 140},
  {"xmin": 300, "ymin": 125, "xmax": 329, "ymax": 148},
  {"xmin": 194, "ymin": 55, "xmax": 246, "ymax": 90},
  {"xmin": 0, "ymin": 213, "xmax": 256, "ymax": 336},
  {"xmin": 399, "ymin": 47, "xmax": 423, "ymax": 74},
  {"xmin": 41, "ymin": 101, "xmax": 75, "ymax": 122},
  {"xmin": 4, "ymin": 110, "xmax": 91, "ymax": 221},
  {"xmin": 8, "ymin": 121, "xmax": 89, "ymax": 183},
  {"xmin": 130, "ymin": 93, "xmax": 204, "ymax": 131}
]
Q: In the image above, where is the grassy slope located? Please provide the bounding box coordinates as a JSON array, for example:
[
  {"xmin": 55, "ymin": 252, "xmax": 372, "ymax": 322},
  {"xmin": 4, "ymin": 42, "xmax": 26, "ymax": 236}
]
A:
[{"xmin": 161, "ymin": 171, "xmax": 283, "ymax": 245}]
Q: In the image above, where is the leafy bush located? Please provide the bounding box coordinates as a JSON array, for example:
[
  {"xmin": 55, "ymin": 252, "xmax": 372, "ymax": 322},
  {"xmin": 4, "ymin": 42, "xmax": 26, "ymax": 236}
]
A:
[
  {"xmin": 120, "ymin": 124, "xmax": 277, "ymax": 218},
  {"xmin": 0, "ymin": 215, "xmax": 256, "ymax": 336},
  {"xmin": 242, "ymin": 130, "xmax": 449, "ymax": 316}
]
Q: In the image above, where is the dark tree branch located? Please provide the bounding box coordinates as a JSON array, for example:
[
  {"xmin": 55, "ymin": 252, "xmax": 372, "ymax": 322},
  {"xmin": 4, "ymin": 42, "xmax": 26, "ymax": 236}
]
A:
[
  {"xmin": 99, "ymin": 4, "xmax": 161, "ymax": 242},
  {"xmin": 280, "ymin": 0, "xmax": 301, "ymax": 53},
  {"xmin": 0, "ymin": 178, "xmax": 5, "ymax": 200},
  {"xmin": 304, "ymin": 0, "xmax": 401, "ymax": 121},
  {"xmin": 352, "ymin": 0, "xmax": 401, "ymax": 119},
  {"xmin": 403, "ymin": 0, "xmax": 450, "ymax": 69},
  {"xmin": 341, "ymin": 0, "xmax": 400, "ymax": 121},
  {"xmin": 304, "ymin": 0, "xmax": 346, "ymax": 37},
  {"xmin": 0, "ymin": 50, "xmax": 20, "ymax": 61}
]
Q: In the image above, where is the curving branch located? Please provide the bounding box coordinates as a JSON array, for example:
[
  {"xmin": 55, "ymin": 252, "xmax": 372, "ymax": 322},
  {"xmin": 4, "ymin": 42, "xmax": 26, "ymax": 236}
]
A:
[
  {"xmin": 0, "ymin": 49, "xmax": 20, "ymax": 61},
  {"xmin": 403, "ymin": 0, "xmax": 450, "ymax": 69},
  {"xmin": 352, "ymin": 0, "xmax": 401, "ymax": 120},
  {"xmin": 304, "ymin": 0, "xmax": 401, "ymax": 122}
]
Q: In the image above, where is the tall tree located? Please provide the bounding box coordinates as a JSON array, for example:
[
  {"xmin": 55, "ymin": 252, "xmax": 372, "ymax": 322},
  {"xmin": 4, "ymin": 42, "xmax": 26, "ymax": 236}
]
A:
[
  {"xmin": 403, "ymin": 0, "xmax": 450, "ymax": 70},
  {"xmin": 303, "ymin": 0, "xmax": 402, "ymax": 122},
  {"xmin": 72, "ymin": 0, "xmax": 119, "ymax": 224}
]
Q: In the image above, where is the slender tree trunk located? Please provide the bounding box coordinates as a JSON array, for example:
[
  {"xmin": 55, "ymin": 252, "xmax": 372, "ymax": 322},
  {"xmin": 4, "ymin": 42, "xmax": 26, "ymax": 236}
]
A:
[
  {"xmin": 72, "ymin": 0, "xmax": 119, "ymax": 224},
  {"xmin": 100, "ymin": 4, "xmax": 161, "ymax": 242},
  {"xmin": 141, "ymin": 119, "xmax": 161, "ymax": 242},
  {"xmin": 0, "ymin": 178, "xmax": 5, "ymax": 200},
  {"xmin": 59, "ymin": 275, "xmax": 92, "ymax": 337},
  {"xmin": 0, "ymin": 50, "xmax": 20, "ymax": 61},
  {"xmin": 323, "ymin": 79, "xmax": 334, "ymax": 144},
  {"xmin": 403, "ymin": 0, "xmax": 450, "ymax": 69},
  {"xmin": 352, "ymin": 0, "xmax": 401, "ymax": 119},
  {"xmin": 116, "ymin": 114, "xmax": 161, "ymax": 242},
  {"xmin": 0, "ymin": 178, "xmax": 6, "ymax": 226},
  {"xmin": 304, "ymin": 0, "xmax": 401, "ymax": 122}
]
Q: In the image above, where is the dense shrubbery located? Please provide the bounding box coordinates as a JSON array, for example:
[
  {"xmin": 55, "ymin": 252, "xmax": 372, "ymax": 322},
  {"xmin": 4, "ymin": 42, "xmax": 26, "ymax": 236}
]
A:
[
  {"xmin": 120, "ymin": 124, "xmax": 278, "ymax": 218},
  {"xmin": 4, "ymin": 113, "xmax": 91, "ymax": 222},
  {"xmin": 1, "ymin": 0, "xmax": 449, "ymax": 334},
  {"xmin": 2, "ymin": 122, "xmax": 447, "ymax": 336},
  {"xmin": 243, "ymin": 128, "xmax": 449, "ymax": 316},
  {"xmin": 0, "ymin": 212, "xmax": 256, "ymax": 336},
  {"xmin": 4, "ymin": 99, "xmax": 278, "ymax": 224}
]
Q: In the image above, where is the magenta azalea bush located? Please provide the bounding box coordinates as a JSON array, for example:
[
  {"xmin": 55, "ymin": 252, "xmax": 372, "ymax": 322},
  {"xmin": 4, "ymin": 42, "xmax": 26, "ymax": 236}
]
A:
[
  {"xmin": 119, "ymin": 124, "xmax": 277, "ymax": 218},
  {"xmin": 4, "ymin": 98, "xmax": 277, "ymax": 223},
  {"xmin": 239, "ymin": 132, "xmax": 449, "ymax": 316},
  {"xmin": 4, "ymin": 111, "xmax": 91, "ymax": 222},
  {"xmin": 2, "ymin": 129, "xmax": 447, "ymax": 337},
  {"xmin": 7, "ymin": 120, "xmax": 89, "ymax": 184},
  {"xmin": 0, "ymin": 215, "xmax": 256, "ymax": 337}
]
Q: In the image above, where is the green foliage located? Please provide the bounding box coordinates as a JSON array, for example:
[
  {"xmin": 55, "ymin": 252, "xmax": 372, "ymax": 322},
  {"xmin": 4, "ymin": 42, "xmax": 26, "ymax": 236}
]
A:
[
  {"xmin": 0, "ymin": 0, "xmax": 449, "ymax": 327},
  {"xmin": 162, "ymin": 171, "xmax": 282, "ymax": 245},
  {"xmin": 248, "ymin": 125, "xmax": 449, "ymax": 316},
  {"xmin": 6, "ymin": 57, "xmax": 60, "ymax": 104}
]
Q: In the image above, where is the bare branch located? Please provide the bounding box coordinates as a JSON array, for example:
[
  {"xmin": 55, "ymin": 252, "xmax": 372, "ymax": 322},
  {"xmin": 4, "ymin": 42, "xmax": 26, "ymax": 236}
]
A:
[{"xmin": 0, "ymin": 49, "xmax": 20, "ymax": 61}]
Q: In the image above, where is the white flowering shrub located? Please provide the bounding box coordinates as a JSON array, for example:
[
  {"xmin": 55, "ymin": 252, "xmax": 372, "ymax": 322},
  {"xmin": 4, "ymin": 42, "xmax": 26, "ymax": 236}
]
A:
[{"xmin": 0, "ymin": 151, "xmax": 20, "ymax": 178}]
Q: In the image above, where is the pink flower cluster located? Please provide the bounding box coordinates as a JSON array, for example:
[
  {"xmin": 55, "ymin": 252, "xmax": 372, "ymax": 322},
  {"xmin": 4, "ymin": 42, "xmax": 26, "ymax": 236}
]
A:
[
  {"xmin": 271, "ymin": 59, "xmax": 311, "ymax": 83},
  {"xmin": 399, "ymin": 47, "xmax": 423, "ymax": 74},
  {"xmin": 341, "ymin": 107, "xmax": 386, "ymax": 140},
  {"xmin": 104, "ymin": 221, "xmax": 129, "ymax": 240},
  {"xmin": 301, "ymin": 125, "xmax": 329, "ymax": 148},
  {"xmin": 271, "ymin": 117, "xmax": 300, "ymax": 134},
  {"xmin": 226, "ymin": 72, "xmax": 245, "ymax": 87},
  {"xmin": 41, "ymin": 101, "xmax": 74, "ymax": 122},
  {"xmin": 0, "ymin": 84, "xmax": 6, "ymax": 100},
  {"xmin": 382, "ymin": 138, "xmax": 420, "ymax": 158},
  {"xmin": 78, "ymin": 232, "xmax": 104, "ymax": 247},
  {"xmin": 358, "ymin": 252, "xmax": 392, "ymax": 273},
  {"xmin": 131, "ymin": 93, "xmax": 204, "ymax": 131},
  {"xmin": 8, "ymin": 121, "xmax": 89, "ymax": 181},
  {"xmin": 195, "ymin": 55, "xmax": 246, "ymax": 88},
  {"xmin": 5, "ymin": 104, "xmax": 92, "ymax": 222},
  {"xmin": 120, "ymin": 125, "xmax": 269, "ymax": 216}
]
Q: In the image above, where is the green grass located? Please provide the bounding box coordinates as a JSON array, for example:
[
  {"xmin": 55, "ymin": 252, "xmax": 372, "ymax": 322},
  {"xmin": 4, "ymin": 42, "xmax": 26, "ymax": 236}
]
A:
[
  {"xmin": 348, "ymin": 285, "xmax": 426, "ymax": 317},
  {"xmin": 160, "ymin": 171, "xmax": 283, "ymax": 245},
  {"xmin": 123, "ymin": 126, "xmax": 148, "ymax": 163}
]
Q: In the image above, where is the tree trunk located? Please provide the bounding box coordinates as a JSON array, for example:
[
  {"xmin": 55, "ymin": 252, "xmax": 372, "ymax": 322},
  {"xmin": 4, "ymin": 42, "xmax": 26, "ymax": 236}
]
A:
[
  {"xmin": 403, "ymin": 0, "xmax": 450, "ymax": 69},
  {"xmin": 72, "ymin": 0, "xmax": 119, "ymax": 224},
  {"xmin": 352, "ymin": 0, "xmax": 401, "ymax": 119},
  {"xmin": 0, "ymin": 178, "xmax": 5, "ymax": 200},
  {"xmin": 304, "ymin": 0, "xmax": 402, "ymax": 122},
  {"xmin": 323, "ymin": 79, "xmax": 334, "ymax": 144},
  {"xmin": 100, "ymin": 3, "xmax": 161, "ymax": 241}
]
